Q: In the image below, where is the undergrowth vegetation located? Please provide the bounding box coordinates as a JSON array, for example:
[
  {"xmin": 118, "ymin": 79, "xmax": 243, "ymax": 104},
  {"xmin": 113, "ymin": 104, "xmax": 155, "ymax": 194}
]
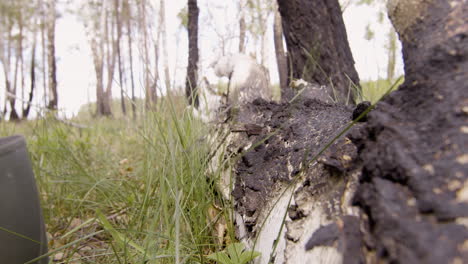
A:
[
  {"xmin": 0, "ymin": 79, "xmax": 400, "ymax": 263},
  {"xmin": 0, "ymin": 94, "xmax": 234, "ymax": 263}
]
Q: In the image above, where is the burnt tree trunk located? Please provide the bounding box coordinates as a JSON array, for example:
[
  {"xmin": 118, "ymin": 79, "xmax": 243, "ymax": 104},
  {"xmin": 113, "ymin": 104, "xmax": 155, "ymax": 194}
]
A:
[
  {"xmin": 273, "ymin": 8, "xmax": 290, "ymax": 100},
  {"xmin": 23, "ymin": 36, "xmax": 36, "ymax": 119},
  {"xmin": 352, "ymin": 1, "xmax": 468, "ymax": 262},
  {"xmin": 185, "ymin": 0, "xmax": 199, "ymax": 108},
  {"xmin": 46, "ymin": 0, "xmax": 58, "ymax": 110},
  {"xmin": 277, "ymin": 0, "xmax": 360, "ymax": 104}
]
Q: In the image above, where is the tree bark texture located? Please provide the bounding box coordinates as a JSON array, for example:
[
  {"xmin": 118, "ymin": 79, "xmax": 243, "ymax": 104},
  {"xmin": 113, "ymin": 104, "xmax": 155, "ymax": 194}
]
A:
[
  {"xmin": 23, "ymin": 35, "xmax": 36, "ymax": 119},
  {"xmin": 277, "ymin": 0, "xmax": 360, "ymax": 104},
  {"xmin": 123, "ymin": 0, "xmax": 137, "ymax": 119},
  {"xmin": 114, "ymin": 0, "xmax": 126, "ymax": 116},
  {"xmin": 239, "ymin": 15, "xmax": 246, "ymax": 53},
  {"xmin": 273, "ymin": 8, "xmax": 290, "ymax": 100},
  {"xmin": 211, "ymin": 1, "xmax": 467, "ymax": 263},
  {"xmin": 186, "ymin": 0, "xmax": 199, "ymax": 107},
  {"xmin": 46, "ymin": 0, "xmax": 58, "ymax": 110},
  {"xmin": 351, "ymin": 0, "xmax": 468, "ymax": 262},
  {"xmin": 160, "ymin": 0, "xmax": 171, "ymax": 91}
]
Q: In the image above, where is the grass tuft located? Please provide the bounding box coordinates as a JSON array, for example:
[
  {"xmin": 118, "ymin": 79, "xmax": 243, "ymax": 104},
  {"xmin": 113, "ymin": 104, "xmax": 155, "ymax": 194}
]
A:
[{"xmin": 0, "ymin": 94, "xmax": 233, "ymax": 263}]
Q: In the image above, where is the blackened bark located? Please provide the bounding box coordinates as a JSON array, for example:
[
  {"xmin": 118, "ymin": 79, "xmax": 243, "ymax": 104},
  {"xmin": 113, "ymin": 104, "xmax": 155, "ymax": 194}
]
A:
[
  {"xmin": 352, "ymin": 1, "xmax": 468, "ymax": 262},
  {"xmin": 23, "ymin": 39, "xmax": 36, "ymax": 119},
  {"xmin": 46, "ymin": 0, "xmax": 58, "ymax": 110},
  {"xmin": 186, "ymin": 0, "xmax": 199, "ymax": 108},
  {"xmin": 239, "ymin": 15, "xmax": 246, "ymax": 53},
  {"xmin": 273, "ymin": 8, "xmax": 290, "ymax": 100},
  {"xmin": 277, "ymin": 0, "xmax": 360, "ymax": 104}
]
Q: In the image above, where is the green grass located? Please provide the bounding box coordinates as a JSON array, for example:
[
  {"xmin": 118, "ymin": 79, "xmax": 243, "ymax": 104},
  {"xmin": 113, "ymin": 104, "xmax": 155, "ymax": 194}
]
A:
[
  {"xmin": 359, "ymin": 77, "xmax": 404, "ymax": 104},
  {"xmin": 0, "ymin": 94, "xmax": 235, "ymax": 263}
]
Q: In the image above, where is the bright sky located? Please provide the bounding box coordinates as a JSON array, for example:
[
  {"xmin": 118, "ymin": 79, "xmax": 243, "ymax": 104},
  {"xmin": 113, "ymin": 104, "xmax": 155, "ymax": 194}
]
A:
[{"xmin": 38, "ymin": 1, "xmax": 404, "ymax": 117}]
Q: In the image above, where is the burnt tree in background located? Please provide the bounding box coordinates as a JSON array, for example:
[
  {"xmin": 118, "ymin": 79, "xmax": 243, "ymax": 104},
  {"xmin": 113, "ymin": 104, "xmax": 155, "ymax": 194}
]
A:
[
  {"xmin": 46, "ymin": 0, "xmax": 58, "ymax": 110},
  {"xmin": 277, "ymin": 0, "xmax": 360, "ymax": 104},
  {"xmin": 185, "ymin": 0, "xmax": 199, "ymax": 107},
  {"xmin": 273, "ymin": 7, "xmax": 289, "ymax": 100}
]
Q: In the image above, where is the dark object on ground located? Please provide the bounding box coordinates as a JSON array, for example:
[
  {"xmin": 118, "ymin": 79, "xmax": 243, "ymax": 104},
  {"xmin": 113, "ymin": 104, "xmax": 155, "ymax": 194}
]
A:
[
  {"xmin": 351, "ymin": 101, "xmax": 371, "ymax": 122},
  {"xmin": 0, "ymin": 135, "xmax": 48, "ymax": 264}
]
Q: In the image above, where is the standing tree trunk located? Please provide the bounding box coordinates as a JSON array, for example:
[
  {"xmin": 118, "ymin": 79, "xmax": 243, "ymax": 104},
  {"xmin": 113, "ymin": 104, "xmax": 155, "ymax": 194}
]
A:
[
  {"xmin": 123, "ymin": 0, "xmax": 137, "ymax": 119},
  {"xmin": 114, "ymin": 0, "xmax": 126, "ymax": 116},
  {"xmin": 90, "ymin": 0, "xmax": 112, "ymax": 117},
  {"xmin": 185, "ymin": 0, "xmax": 199, "ymax": 107},
  {"xmin": 138, "ymin": 0, "xmax": 156, "ymax": 110},
  {"xmin": 159, "ymin": 0, "xmax": 171, "ymax": 91},
  {"xmin": 238, "ymin": 0, "xmax": 247, "ymax": 53},
  {"xmin": 273, "ymin": 7, "xmax": 289, "ymax": 100},
  {"xmin": 46, "ymin": 0, "xmax": 58, "ymax": 110},
  {"xmin": 23, "ymin": 31, "xmax": 37, "ymax": 119},
  {"xmin": 103, "ymin": 0, "xmax": 116, "ymax": 116},
  {"xmin": 239, "ymin": 14, "xmax": 246, "ymax": 53},
  {"xmin": 10, "ymin": 26, "xmax": 21, "ymax": 121},
  {"xmin": 40, "ymin": 0, "xmax": 48, "ymax": 108},
  {"xmin": 277, "ymin": 0, "xmax": 360, "ymax": 104},
  {"xmin": 386, "ymin": 27, "xmax": 397, "ymax": 81}
]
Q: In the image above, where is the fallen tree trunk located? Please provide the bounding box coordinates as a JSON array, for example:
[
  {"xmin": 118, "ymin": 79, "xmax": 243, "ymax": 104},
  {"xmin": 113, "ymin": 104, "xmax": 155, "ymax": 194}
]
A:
[
  {"xmin": 211, "ymin": 1, "xmax": 467, "ymax": 263},
  {"xmin": 212, "ymin": 85, "xmax": 365, "ymax": 264}
]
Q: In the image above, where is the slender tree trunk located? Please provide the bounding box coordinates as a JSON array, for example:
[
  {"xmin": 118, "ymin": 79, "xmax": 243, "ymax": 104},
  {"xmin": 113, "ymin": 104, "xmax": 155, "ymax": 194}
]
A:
[
  {"xmin": 277, "ymin": 0, "xmax": 360, "ymax": 104},
  {"xmin": 103, "ymin": 3, "xmax": 115, "ymax": 116},
  {"xmin": 138, "ymin": 0, "xmax": 155, "ymax": 110},
  {"xmin": 10, "ymin": 31, "xmax": 20, "ymax": 121},
  {"xmin": 40, "ymin": 0, "xmax": 47, "ymax": 108},
  {"xmin": 386, "ymin": 27, "xmax": 397, "ymax": 81},
  {"xmin": 46, "ymin": 0, "xmax": 58, "ymax": 110},
  {"xmin": 92, "ymin": 0, "xmax": 108, "ymax": 117},
  {"xmin": 18, "ymin": 17, "xmax": 25, "ymax": 114},
  {"xmin": 273, "ymin": 8, "xmax": 289, "ymax": 100},
  {"xmin": 91, "ymin": 37, "xmax": 105, "ymax": 116},
  {"xmin": 115, "ymin": 0, "xmax": 126, "ymax": 116},
  {"xmin": 186, "ymin": 0, "xmax": 199, "ymax": 107},
  {"xmin": 23, "ymin": 35, "xmax": 37, "ymax": 119},
  {"xmin": 160, "ymin": 0, "xmax": 171, "ymax": 90},
  {"xmin": 1, "ymin": 23, "xmax": 13, "ymax": 118},
  {"xmin": 124, "ymin": 0, "xmax": 137, "ymax": 119},
  {"xmin": 238, "ymin": 0, "xmax": 246, "ymax": 53}
]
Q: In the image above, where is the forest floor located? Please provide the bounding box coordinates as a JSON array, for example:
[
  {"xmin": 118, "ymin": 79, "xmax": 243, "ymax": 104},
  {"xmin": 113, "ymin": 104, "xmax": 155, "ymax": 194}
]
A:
[
  {"xmin": 0, "ymin": 80, "xmax": 398, "ymax": 264},
  {"xmin": 1, "ymin": 95, "xmax": 237, "ymax": 263}
]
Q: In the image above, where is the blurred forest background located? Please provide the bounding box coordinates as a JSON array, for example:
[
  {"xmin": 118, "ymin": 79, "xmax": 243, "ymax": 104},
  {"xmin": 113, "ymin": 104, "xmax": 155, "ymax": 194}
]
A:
[{"xmin": 0, "ymin": 0, "xmax": 401, "ymax": 121}]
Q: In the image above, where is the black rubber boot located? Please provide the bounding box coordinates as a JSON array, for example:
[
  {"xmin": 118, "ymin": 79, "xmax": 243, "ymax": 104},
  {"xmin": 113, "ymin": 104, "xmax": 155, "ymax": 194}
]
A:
[{"xmin": 0, "ymin": 135, "xmax": 48, "ymax": 264}]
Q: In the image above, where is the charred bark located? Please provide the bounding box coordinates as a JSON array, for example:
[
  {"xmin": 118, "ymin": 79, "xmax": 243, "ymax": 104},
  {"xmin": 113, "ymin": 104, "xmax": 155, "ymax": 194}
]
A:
[
  {"xmin": 46, "ymin": 0, "xmax": 58, "ymax": 110},
  {"xmin": 277, "ymin": 0, "xmax": 360, "ymax": 104},
  {"xmin": 185, "ymin": 0, "xmax": 199, "ymax": 108},
  {"xmin": 273, "ymin": 8, "xmax": 290, "ymax": 100},
  {"xmin": 351, "ymin": 1, "xmax": 468, "ymax": 262},
  {"xmin": 23, "ymin": 38, "xmax": 36, "ymax": 119}
]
